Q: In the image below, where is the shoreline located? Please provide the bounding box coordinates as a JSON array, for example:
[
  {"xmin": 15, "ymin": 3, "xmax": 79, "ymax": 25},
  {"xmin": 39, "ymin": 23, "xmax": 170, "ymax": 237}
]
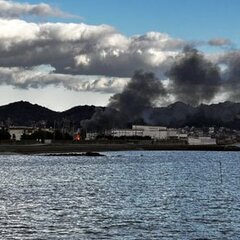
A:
[{"xmin": 0, "ymin": 143, "xmax": 239, "ymax": 155}]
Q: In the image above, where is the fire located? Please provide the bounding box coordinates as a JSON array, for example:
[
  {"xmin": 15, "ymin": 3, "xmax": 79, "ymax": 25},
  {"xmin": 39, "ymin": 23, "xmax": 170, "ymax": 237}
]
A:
[{"xmin": 73, "ymin": 133, "xmax": 81, "ymax": 141}]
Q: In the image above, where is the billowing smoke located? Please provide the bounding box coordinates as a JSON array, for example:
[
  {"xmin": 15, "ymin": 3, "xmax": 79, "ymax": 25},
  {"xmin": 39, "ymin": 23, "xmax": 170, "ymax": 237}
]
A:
[
  {"xmin": 81, "ymin": 71, "xmax": 166, "ymax": 131},
  {"xmin": 109, "ymin": 71, "xmax": 166, "ymax": 118},
  {"xmin": 167, "ymin": 47, "xmax": 222, "ymax": 105},
  {"xmin": 80, "ymin": 108, "xmax": 127, "ymax": 132},
  {"xmin": 82, "ymin": 49, "xmax": 240, "ymax": 131},
  {"xmin": 219, "ymin": 52, "xmax": 240, "ymax": 101}
]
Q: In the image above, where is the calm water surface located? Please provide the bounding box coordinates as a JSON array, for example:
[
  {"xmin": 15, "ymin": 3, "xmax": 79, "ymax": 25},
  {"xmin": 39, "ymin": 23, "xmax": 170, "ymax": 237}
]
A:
[{"xmin": 0, "ymin": 151, "xmax": 240, "ymax": 239}]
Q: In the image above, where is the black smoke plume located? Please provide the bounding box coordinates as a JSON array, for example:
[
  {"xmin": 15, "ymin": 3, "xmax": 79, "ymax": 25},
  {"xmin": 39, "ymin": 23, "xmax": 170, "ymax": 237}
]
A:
[
  {"xmin": 109, "ymin": 71, "xmax": 166, "ymax": 118},
  {"xmin": 167, "ymin": 47, "xmax": 221, "ymax": 105},
  {"xmin": 219, "ymin": 52, "xmax": 240, "ymax": 101},
  {"xmin": 81, "ymin": 71, "xmax": 166, "ymax": 131},
  {"xmin": 82, "ymin": 49, "xmax": 240, "ymax": 131}
]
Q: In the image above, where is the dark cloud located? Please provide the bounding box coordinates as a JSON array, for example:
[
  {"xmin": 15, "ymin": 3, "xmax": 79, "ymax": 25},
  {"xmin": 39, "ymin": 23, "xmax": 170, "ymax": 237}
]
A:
[{"xmin": 167, "ymin": 47, "xmax": 222, "ymax": 105}]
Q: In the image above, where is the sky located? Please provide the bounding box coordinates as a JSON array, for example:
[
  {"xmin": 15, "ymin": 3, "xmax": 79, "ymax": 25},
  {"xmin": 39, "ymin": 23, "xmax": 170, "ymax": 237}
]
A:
[{"xmin": 0, "ymin": 0, "xmax": 240, "ymax": 110}]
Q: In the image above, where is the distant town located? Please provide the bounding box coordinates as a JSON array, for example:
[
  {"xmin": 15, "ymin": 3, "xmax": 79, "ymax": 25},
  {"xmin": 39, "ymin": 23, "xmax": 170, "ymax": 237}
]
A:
[
  {"xmin": 0, "ymin": 123, "xmax": 239, "ymax": 147},
  {"xmin": 0, "ymin": 101, "xmax": 240, "ymax": 148}
]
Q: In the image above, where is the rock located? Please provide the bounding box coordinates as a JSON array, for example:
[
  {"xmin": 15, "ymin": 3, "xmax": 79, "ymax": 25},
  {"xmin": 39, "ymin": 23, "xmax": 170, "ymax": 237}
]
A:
[
  {"xmin": 85, "ymin": 152, "xmax": 105, "ymax": 156},
  {"xmin": 44, "ymin": 152, "xmax": 105, "ymax": 157}
]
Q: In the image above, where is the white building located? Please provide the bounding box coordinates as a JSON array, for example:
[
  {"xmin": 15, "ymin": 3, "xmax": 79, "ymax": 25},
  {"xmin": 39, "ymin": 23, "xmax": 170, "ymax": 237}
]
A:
[
  {"xmin": 9, "ymin": 126, "xmax": 35, "ymax": 141},
  {"xmin": 178, "ymin": 133, "xmax": 188, "ymax": 140},
  {"xmin": 111, "ymin": 129, "xmax": 143, "ymax": 138},
  {"xmin": 132, "ymin": 125, "xmax": 188, "ymax": 140},
  {"xmin": 132, "ymin": 125, "xmax": 168, "ymax": 140},
  {"xmin": 86, "ymin": 125, "xmax": 197, "ymax": 142},
  {"xmin": 86, "ymin": 132, "xmax": 99, "ymax": 140},
  {"xmin": 188, "ymin": 137, "xmax": 216, "ymax": 145},
  {"xmin": 167, "ymin": 128, "xmax": 178, "ymax": 139}
]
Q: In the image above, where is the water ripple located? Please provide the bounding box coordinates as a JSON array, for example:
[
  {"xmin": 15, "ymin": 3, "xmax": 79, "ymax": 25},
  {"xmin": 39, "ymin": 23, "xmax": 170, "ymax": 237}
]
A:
[{"xmin": 0, "ymin": 151, "xmax": 240, "ymax": 239}]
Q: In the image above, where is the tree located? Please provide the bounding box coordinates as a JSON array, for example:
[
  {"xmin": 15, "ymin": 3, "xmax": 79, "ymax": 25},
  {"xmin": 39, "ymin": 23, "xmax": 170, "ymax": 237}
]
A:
[{"xmin": 0, "ymin": 128, "xmax": 11, "ymax": 140}]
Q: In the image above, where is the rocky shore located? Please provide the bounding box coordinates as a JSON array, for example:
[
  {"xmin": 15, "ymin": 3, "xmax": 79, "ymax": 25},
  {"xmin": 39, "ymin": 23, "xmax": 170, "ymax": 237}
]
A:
[{"xmin": 0, "ymin": 143, "xmax": 239, "ymax": 155}]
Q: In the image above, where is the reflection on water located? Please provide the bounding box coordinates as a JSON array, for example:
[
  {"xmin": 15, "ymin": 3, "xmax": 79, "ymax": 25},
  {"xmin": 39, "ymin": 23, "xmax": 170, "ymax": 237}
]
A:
[{"xmin": 0, "ymin": 151, "xmax": 240, "ymax": 239}]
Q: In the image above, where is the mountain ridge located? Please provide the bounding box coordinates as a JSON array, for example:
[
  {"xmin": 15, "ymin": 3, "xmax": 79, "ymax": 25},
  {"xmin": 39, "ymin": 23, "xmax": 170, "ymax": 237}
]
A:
[{"xmin": 0, "ymin": 101, "xmax": 240, "ymax": 129}]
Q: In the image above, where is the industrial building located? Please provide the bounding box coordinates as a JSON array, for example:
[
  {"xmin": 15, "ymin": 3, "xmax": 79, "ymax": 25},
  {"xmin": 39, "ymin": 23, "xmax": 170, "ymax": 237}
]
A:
[
  {"xmin": 188, "ymin": 137, "xmax": 216, "ymax": 145},
  {"xmin": 86, "ymin": 132, "xmax": 99, "ymax": 140},
  {"xmin": 8, "ymin": 126, "xmax": 36, "ymax": 141},
  {"xmin": 86, "ymin": 125, "xmax": 189, "ymax": 141},
  {"xmin": 111, "ymin": 129, "xmax": 143, "ymax": 138},
  {"xmin": 132, "ymin": 125, "xmax": 168, "ymax": 139},
  {"xmin": 132, "ymin": 125, "xmax": 188, "ymax": 140},
  {"xmin": 85, "ymin": 125, "xmax": 218, "ymax": 145}
]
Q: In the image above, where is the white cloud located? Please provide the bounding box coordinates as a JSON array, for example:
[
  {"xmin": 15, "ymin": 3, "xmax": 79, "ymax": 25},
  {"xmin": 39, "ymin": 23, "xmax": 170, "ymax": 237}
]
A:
[
  {"xmin": 0, "ymin": 66, "xmax": 128, "ymax": 93},
  {"xmin": 208, "ymin": 38, "xmax": 232, "ymax": 47},
  {"xmin": 0, "ymin": 0, "xmax": 236, "ymax": 108},
  {"xmin": 0, "ymin": 4, "xmax": 219, "ymax": 96},
  {"xmin": 75, "ymin": 55, "xmax": 91, "ymax": 67},
  {"xmin": 0, "ymin": 18, "xmax": 187, "ymax": 80},
  {"xmin": 0, "ymin": 0, "xmax": 78, "ymax": 18}
]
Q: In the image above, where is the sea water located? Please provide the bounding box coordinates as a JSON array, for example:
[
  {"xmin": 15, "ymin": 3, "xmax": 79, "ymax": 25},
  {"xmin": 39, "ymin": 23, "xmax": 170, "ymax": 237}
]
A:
[{"xmin": 0, "ymin": 151, "xmax": 240, "ymax": 239}]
